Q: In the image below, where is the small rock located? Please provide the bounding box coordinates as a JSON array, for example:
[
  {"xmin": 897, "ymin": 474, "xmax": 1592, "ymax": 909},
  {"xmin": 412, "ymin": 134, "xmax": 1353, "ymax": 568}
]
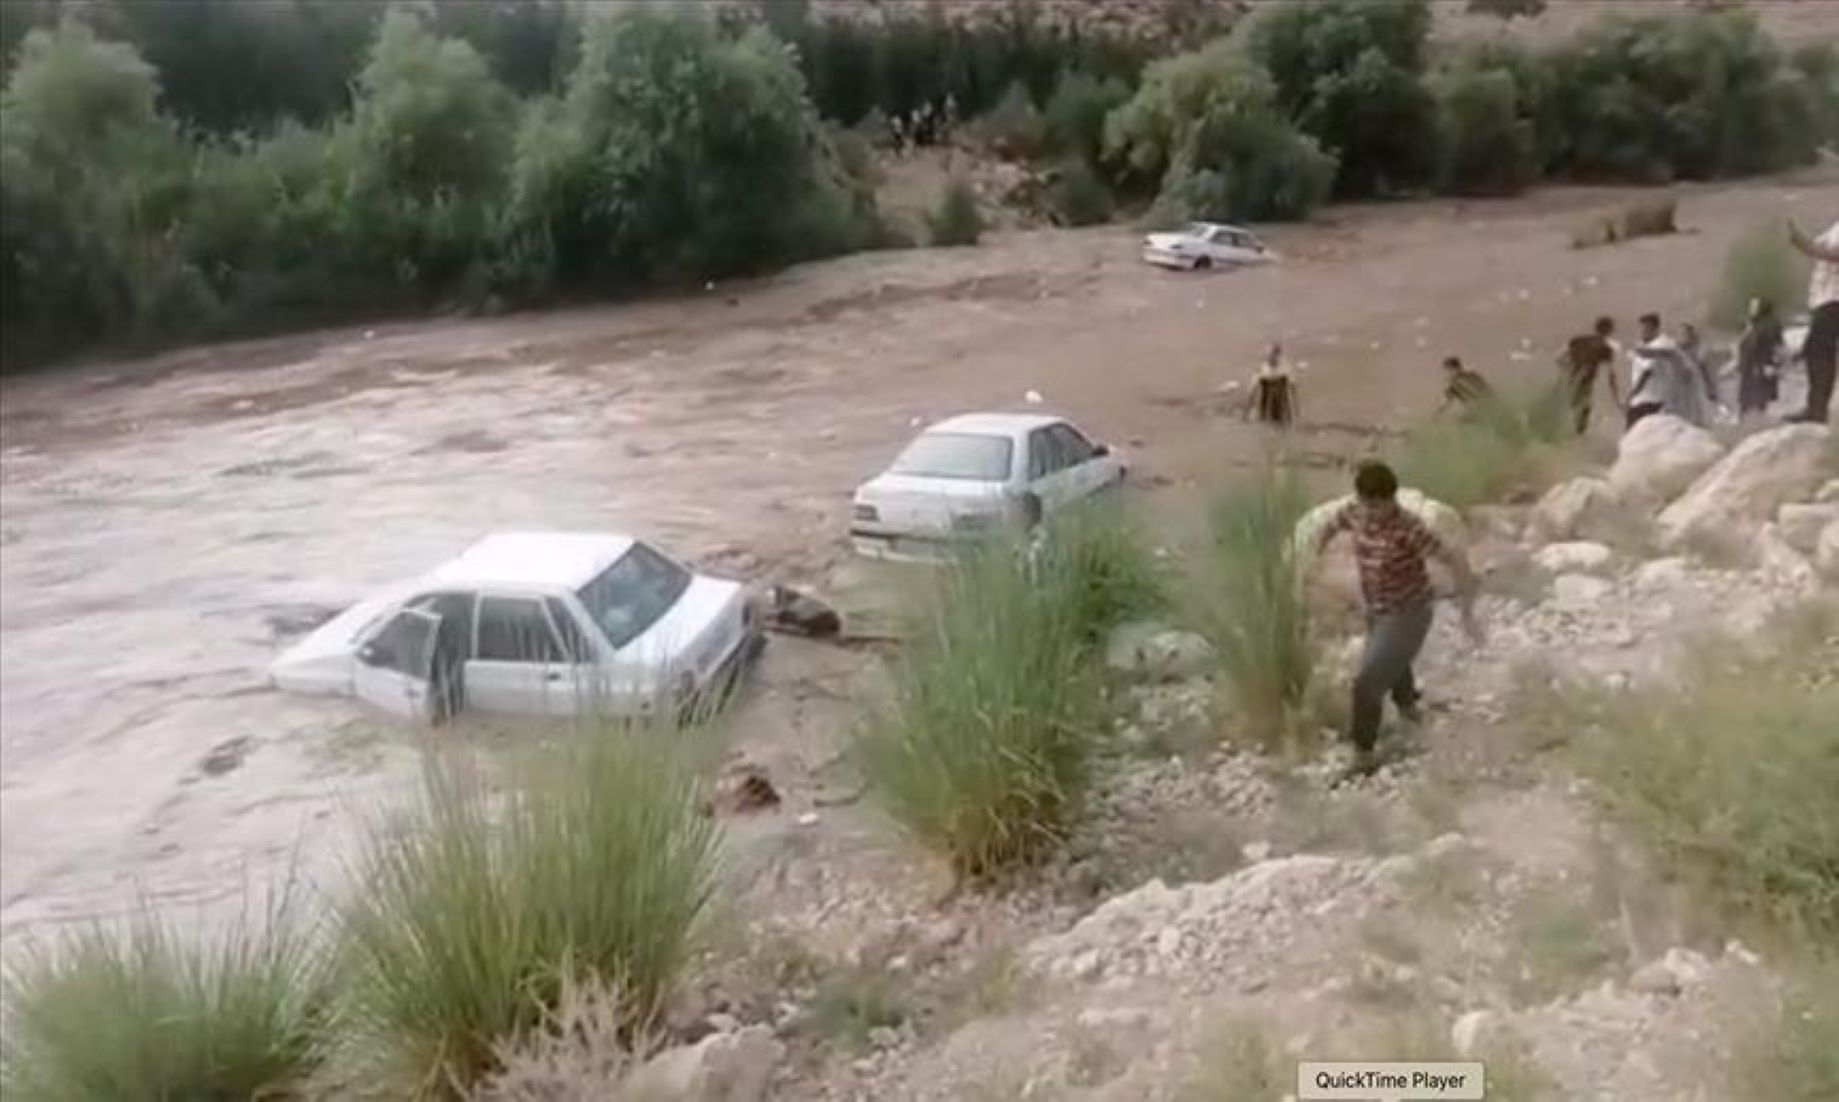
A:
[
  {"xmin": 1451, "ymin": 1010, "xmax": 1496, "ymax": 1058},
  {"xmin": 795, "ymin": 812, "xmax": 820, "ymax": 827},
  {"xmin": 706, "ymin": 762, "xmax": 780, "ymax": 816},
  {"xmin": 1551, "ymin": 573, "xmax": 1613, "ymax": 609},
  {"xmin": 626, "ymin": 1025, "xmax": 782, "ymax": 1101},
  {"xmin": 705, "ymin": 1012, "xmax": 741, "ymax": 1034},
  {"xmin": 1104, "ymin": 621, "xmax": 1215, "ymax": 683},
  {"xmin": 1777, "ymin": 502, "xmax": 1839, "ymax": 554},
  {"xmin": 1078, "ymin": 1006, "xmax": 1152, "ymax": 1032},
  {"xmin": 868, "ymin": 1026, "xmax": 901, "ymax": 1050},
  {"xmin": 1629, "ymin": 958, "xmax": 1683, "ymax": 997},
  {"xmin": 1755, "ymin": 524, "xmax": 1820, "ymax": 591},
  {"xmin": 1156, "ymin": 926, "xmax": 1183, "ymax": 959},
  {"xmin": 1534, "ymin": 541, "xmax": 1614, "ymax": 575},
  {"xmin": 1243, "ymin": 841, "xmax": 1273, "ymax": 863},
  {"xmin": 1631, "ymin": 557, "xmax": 1692, "ymax": 591},
  {"xmin": 1072, "ymin": 950, "xmax": 1103, "ymax": 980}
]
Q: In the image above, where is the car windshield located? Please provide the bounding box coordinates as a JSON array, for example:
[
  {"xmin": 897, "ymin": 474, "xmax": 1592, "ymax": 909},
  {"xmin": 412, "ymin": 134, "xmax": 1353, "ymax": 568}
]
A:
[
  {"xmin": 575, "ymin": 542, "xmax": 692, "ymax": 650},
  {"xmin": 889, "ymin": 432, "xmax": 1012, "ymax": 481},
  {"xmin": 1184, "ymin": 222, "xmax": 1214, "ymax": 237}
]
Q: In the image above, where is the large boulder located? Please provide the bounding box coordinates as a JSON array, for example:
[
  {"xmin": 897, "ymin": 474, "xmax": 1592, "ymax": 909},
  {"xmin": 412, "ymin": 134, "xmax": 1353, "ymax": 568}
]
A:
[
  {"xmin": 1531, "ymin": 477, "xmax": 1621, "ymax": 541},
  {"xmin": 1658, "ymin": 425, "xmax": 1836, "ymax": 553},
  {"xmin": 1607, "ymin": 414, "xmax": 1726, "ymax": 505},
  {"xmin": 1817, "ymin": 521, "xmax": 1839, "ymax": 581},
  {"xmin": 625, "ymin": 1026, "xmax": 782, "ymax": 1102},
  {"xmin": 1777, "ymin": 502, "xmax": 1839, "ymax": 555}
]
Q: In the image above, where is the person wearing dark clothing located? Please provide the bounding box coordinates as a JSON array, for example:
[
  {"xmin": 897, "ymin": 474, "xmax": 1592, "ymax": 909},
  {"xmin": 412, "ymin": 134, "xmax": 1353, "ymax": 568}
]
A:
[
  {"xmin": 1789, "ymin": 219, "xmax": 1839, "ymax": 424},
  {"xmin": 1312, "ymin": 462, "xmax": 1482, "ymax": 783},
  {"xmin": 1247, "ymin": 343, "xmax": 1298, "ymax": 426},
  {"xmin": 1737, "ymin": 299, "xmax": 1786, "ymax": 418},
  {"xmin": 1559, "ymin": 317, "xmax": 1622, "ymax": 435},
  {"xmin": 1437, "ymin": 355, "xmax": 1493, "ymax": 417}
]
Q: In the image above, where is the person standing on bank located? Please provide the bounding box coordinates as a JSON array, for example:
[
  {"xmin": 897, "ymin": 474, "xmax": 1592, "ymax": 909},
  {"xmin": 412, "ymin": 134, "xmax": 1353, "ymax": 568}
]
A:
[
  {"xmin": 1560, "ymin": 316, "xmax": 1623, "ymax": 435},
  {"xmin": 1736, "ymin": 298, "xmax": 1786, "ymax": 420},
  {"xmin": 1312, "ymin": 461, "xmax": 1483, "ymax": 783},
  {"xmin": 1624, "ymin": 312, "xmax": 1687, "ymax": 430},
  {"xmin": 1788, "ymin": 218, "xmax": 1839, "ymax": 423}
]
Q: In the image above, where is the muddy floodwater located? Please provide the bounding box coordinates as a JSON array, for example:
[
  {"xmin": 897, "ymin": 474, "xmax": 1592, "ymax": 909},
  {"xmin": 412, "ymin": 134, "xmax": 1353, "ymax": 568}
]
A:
[{"xmin": 2, "ymin": 174, "xmax": 1833, "ymax": 944}]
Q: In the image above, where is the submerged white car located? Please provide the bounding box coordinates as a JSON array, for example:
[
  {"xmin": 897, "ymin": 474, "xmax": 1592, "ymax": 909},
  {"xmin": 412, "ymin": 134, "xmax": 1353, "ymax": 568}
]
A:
[
  {"xmin": 1141, "ymin": 221, "xmax": 1275, "ymax": 271},
  {"xmin": 269, "ymin": 532, "xmax": 760, "ymax": 722},
  {"xmin": 850, "ymin": 413, "xmax": 1127, "ymax": 562}
]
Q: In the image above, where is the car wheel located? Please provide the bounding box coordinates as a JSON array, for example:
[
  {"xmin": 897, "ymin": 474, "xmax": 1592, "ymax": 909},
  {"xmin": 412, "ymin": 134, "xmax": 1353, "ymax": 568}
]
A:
[{"xmin": 1193, "ymin": 256, "xmax": 1213, "ymax": 271}]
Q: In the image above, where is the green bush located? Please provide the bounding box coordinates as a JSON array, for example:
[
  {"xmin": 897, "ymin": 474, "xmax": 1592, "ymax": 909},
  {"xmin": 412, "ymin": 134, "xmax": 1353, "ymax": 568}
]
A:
[
  {"xmin": 1432, "ymin": 63, "xmax": 1539, "ymax": 196},
  {"xmin": 335, "ymin": 730, "xmax": 718, "ymax": 1096},
  {"xmin": 1042, "ymin": 70, "xmax": 1129, "ymax": 166},
  {"xmin": 1555, "ymin": 607, "xmax": 1839, "ymax": 937},
  {"xmin": 1545, "ymin": 10, "xmax": 1823, "ymax": 182},
  {"xmin": 1247, "ymin": 0, "xmax": 1441, "ymax": 198},
  {"xmin": 1, "ymin": 903, "xmax": 327, "ymax": 1101},
  {"xmin": 927, "ymin": 177, "xmax": 984, "ymax": 246},
  {"xmin": 1107, "ymin": 39, "xmax": 1337, "ymax": 223},
  {"xmin": 858, "ymin": 540, "xmax": 1106, "ymax": 881},
  {"xmin": 1707, "ymin": 218, "xmax": 1814, "ymax": 332},
  {"xmin": 1391, "ymin": 381, "xmax": 1571, "ymax": 510},
  {"xmin": 1047, "ymin": 158, "xmax": 1115, "ymax": 227},
  {"xmin": 1193, "ymin": 467, "xmax": 1314, "ymax": 747},
  {"xmin": 1034, "ymin": 500, "xmax": 1167, "ymax": 642}
]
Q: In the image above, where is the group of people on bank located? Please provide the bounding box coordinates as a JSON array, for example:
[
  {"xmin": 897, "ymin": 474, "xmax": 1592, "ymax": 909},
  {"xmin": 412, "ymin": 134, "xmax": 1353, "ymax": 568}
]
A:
[{"xmin": 1243, "ymin": 218, "xmax": 1839, "ymax": 435}]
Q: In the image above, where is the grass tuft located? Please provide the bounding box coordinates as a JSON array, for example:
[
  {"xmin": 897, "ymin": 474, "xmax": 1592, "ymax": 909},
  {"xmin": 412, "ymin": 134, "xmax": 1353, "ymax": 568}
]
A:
[
  {"xmin": 0, "ymin": 897, "xmax": 326, "ymax": 1102},
  {"xmin": 1192, "ymin": 466, "xmax": 1314, "ymax": 748},
  {"xmin": 1707, "ymin": 219, "xmax": 1813, "ymax": 331},
  {"xmin": 927, "ymin": 177, "xmax": 985, "ymax": 247},
  {"xmin": 1033, "ymin": 499, "xmax": 1169, "ymax": 643},
  {"xmin": 1391, "ymin": 381, "xmax": 1575, "ymax": 512},
  {"xmin": 858, "ymin": 538, "xmax": 1106, "ymax": 881},
  {"xmin": 334, "ymin": 728, "xmax": 718, "ymax": 1097}
]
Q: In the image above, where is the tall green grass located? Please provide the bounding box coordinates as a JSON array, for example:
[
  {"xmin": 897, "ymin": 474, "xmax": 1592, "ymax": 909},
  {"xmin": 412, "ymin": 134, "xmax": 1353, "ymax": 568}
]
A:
[
  {"xmin": 334, "ymin": 728, "xmax": 718, "ymax": 1097},
  {"xmin": 0, "ymin": 899, "xmax": 326, "ymax": 1102},
  {"xmin": 1392, "ymin": 381, "xmax": 1573, "ymax": 511},
  {"xmin": 1192, "ymin": 467, "xmax": 1313, "ymax": 747},
  {"xmin": 858, "ymin": 538, "xmax": 1106, "ymax": 881},
  {"xmin": 1554, "ymin": 605, "xmax": 1839, "ymax": 939},
  {"xmin": 1032, "ymin": 500, "xmax": 1169, "ymax": 642}
]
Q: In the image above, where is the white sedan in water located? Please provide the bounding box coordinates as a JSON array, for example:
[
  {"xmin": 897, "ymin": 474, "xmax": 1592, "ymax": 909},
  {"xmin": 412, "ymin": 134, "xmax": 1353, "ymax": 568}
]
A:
[
  {"xmin": 1141, "ymin": 221, "xmax": 1276, "ymax": 271},
  {"xmin": 849, "ymin": 412, "xmax": 1127, "ymax": 562},
  {"xmin": 269, "ymin": 532, "xmax": 761, "ymax": 721}
]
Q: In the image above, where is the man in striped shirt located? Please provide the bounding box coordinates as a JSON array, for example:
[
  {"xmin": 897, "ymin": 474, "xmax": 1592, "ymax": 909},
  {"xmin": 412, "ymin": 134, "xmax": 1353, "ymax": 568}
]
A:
[{"xmin": 1314, "ymin": 461, "xmax": 1482, "ymax": 782}]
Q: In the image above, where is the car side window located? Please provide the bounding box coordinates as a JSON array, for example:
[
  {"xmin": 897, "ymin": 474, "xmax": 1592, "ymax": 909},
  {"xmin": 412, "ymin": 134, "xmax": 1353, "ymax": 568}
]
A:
[
  {"xmin": 1049, "ymin": 423, "xmax": 1096, "ymax": 466},
  {"xmin": 545, "ymin": 597, "xmax": 594, "ymax": 663},
  {"xmin": 475, "ymin": 596, "xmax": 564, "ymax": 663},
  {"xmin": 362, "ymin": 610, "xmax": 438, "ymax": 678},
  {"xmin": 1027, "ymin": 428, "xmax": 1055, "ymax": 480}
]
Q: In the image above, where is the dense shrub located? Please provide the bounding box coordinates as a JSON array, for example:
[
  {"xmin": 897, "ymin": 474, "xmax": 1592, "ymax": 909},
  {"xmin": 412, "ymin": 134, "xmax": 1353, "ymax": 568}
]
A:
[
  {"xmin": 1047, "ymin": 159, "xmax": 1115, "ymax": 227},
  {"xmin": 972, "ymin": 80, "xmax": 1045, "ymax": 159},
  {"xmin": 1107, "ymin": 40, "xmax": 1337, "ymax": 223},
  {"xmin": 1, "ymin": 904, "xmax": 326, "ymax": 1101},
  {"xmin": 1247, "ymin": 0, "xmax": 1441, "ymax": 198},
  {"xmin": 1042, "ymin": 70, "xmax": 1130, "ymax": 166},
  {"xmin": 1390, "ymin": 383, "xmax": 1571, "ymax": 510},
  {"xmin": 857, "ymin": 540, "xmax": 1105, "ymax": 881},
  {"xmin": 1033, "ymin": 501, "xmax": 1168, "ymax": 641},
  {"xmin": 505, "ymin": 9, "xmax": 863, "ymax": 290},
  {"xmin": 336, "ymin": 730, "xmax": 717, "ymax": 1095},
  {"xmin": 927, "ymin": 177, "xmax": 985, "ymax": 247},
  {"xmin": 1544, "ymin": 10, "xmax": 1824, "ymax": 182},
  {"xmin": 1431, "ymin": 62, "xmax": 1540, "ymax": 196}
]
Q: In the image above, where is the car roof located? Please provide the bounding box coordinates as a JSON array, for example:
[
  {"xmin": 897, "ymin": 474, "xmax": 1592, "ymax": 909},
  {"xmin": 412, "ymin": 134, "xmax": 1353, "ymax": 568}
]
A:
[
  {"xmin": 425, "ymin": 531, "xmax": 639, "ymax": 592},
  {"xmin": 1188, "ymin": 221, "xmax": 1255, "ymax": 234},
  {"xmin": 923, "ymin": 412, "xmax": 1065, "ymax": 437}
]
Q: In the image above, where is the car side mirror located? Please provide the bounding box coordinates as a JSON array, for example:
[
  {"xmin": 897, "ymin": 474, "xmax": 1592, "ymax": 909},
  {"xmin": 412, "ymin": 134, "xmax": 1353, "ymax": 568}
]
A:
[
  {"xmin": 1093, "ymin": 444, "xmax": 1111, "ymax": 458},
  {"xmin": 357, "ymin": 643, "xmax": 382, "ymax": 667}
]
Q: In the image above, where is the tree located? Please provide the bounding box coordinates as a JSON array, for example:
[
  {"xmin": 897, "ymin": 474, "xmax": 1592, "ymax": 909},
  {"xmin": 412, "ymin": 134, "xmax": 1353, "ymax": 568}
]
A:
[
  {"xmin": 1246, "ymin": 0, "xmax": 1440, "ymax": 197},
  {"xmin": 1432, "ymin": 64, "xmax": 1538, "ymax": 195}
]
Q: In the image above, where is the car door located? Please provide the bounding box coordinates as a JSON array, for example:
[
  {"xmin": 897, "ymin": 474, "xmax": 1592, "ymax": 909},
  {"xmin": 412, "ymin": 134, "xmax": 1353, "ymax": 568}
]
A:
[
  {"xmin": 464, "ymin": 593, "xmax": 595, "ymax": 717},
  {"xmin": 1206, "ymin": 227, "xmax": 1237, "ymax": 264},
  {"xmin": 1026, "ymin": 425, "xmax": 1080, "ymax": 511},
  {"xmin": 1047, "ymin": 422, "xmax": 1115, "ymax": 499},
  {"xmin": 351, "ymin": 608, "xmax": 440, "ymax": 722}
]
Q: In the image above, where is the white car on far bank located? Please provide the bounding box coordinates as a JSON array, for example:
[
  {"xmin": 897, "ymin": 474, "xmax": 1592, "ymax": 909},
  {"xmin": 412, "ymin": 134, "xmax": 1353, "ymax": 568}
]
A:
[
  {"xmin": 850, "ymin": 413, "xmax": 1127, "ymax": 562},
  {"xmin": 1141, "ymin": 221, "xmax": 1275, "ymax": 271},
  {"xmin": 269, "ymin": 532, "xmax": 761, "ymax": 722}
]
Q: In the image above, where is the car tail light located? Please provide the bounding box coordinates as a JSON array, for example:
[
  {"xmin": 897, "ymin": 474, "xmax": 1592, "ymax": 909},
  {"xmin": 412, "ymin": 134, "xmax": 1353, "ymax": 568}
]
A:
[{"xmin": 854, "ymin": 503, "xmax": 879, "ymax": 522}]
